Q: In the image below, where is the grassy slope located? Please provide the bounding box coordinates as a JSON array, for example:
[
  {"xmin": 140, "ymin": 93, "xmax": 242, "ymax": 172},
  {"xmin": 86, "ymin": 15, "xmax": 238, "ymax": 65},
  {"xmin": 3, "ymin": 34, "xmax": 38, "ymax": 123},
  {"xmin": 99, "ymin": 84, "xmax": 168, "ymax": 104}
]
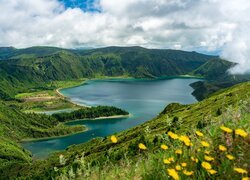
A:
[
  {"xmin": 0, "ymin": 99, "xmax": 130, "ymax": 175},
  {"xmin": 0, "ymin": 137, "xmax": 32, "ymax": 175},
  {"xmin": 0, "ymin": 101, "xmax": 86, "ymax": 140},
  {"xmin": 0, "ymin": 101, "xmax": 85, "ymax": 173},
  {"xmin": 12, "ymin": 79, "xmax": 85, "ymax": 113},
  {"xmin": 8, "ymin": 81, "xmax": 249, "ymax": 179}
]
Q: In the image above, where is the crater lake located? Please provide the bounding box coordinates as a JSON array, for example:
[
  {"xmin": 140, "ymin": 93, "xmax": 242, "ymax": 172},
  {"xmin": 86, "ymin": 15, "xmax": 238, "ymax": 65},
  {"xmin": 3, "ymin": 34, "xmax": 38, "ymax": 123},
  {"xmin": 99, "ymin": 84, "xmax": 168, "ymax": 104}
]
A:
[{"xmin": 23, "ymin": 78, "xmax": 199, "ymax": 158}]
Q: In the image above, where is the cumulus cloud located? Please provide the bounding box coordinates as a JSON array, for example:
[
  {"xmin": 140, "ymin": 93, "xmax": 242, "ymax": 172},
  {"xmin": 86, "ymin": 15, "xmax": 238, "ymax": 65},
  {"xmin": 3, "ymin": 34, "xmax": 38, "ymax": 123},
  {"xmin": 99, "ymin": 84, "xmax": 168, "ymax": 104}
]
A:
[
  {"xmin": 221, "ymin": 25, "xmax": 250, "ymax": 74},
  {"xmin": 0, "ymin": 0, "xmax": 249, "ymax": 73}
]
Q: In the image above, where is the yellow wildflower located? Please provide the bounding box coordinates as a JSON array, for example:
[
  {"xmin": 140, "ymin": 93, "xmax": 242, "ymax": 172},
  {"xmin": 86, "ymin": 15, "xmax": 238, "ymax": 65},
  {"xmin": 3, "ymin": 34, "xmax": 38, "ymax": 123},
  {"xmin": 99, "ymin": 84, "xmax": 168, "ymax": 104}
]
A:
[
  {"xmin": 163, "ymin": 159, "xmax": 171, "ymax": 164},
  {"xmin": 197, "ymin": 148, "xmax": 201, "ymax": 152},
  {"xmin": 205, "ymin": 150, "xmax": 210, "ymax": 155},
  {"xmin": 191, "ymin": 156, "xmax": 198, "ymax": 163},
  {"xmin": 196, "ymin": 131, "xmax": 204, "ymax": 137},
  {"xmin": 207, "ymin": 169, "xmax": 217, "ymax": 175},
  {"xmin": 219, "ymin": 145, "xmax": 227, "ymax": 152},
  {"xmin": 175, "ymin": 149, "xmax": 182, "ymax": 155},
  {"xmin": 138, "ymin": 143, "xmax": 147, "ymax": 150},
  {"xmin": 168, "ymin": 131, "xmax": 179, "ymax": 139},
  {"xmin": 201, "ymin": 141, "xmax": 210, "ymax": 147},
  {"xmin": 175, "ymin": 165, "xmax": 182, "ymax": 171},
  {"xmin": 167, "ymin": 169, "xmax": 179, "ymax": 180},
  {"xmin": 161, "ymin": 144, "xmax": 168, "ymax": 150},
  {"xmin": 234, "ymin": 168, "xmax": 247, "ymax": 174},
  {"xmin": 235, "ymin": 129, "xmax": 248, "ymax": 138},
  {"xmin": 242, "ymin": 177, "xmax": 250, "ymax": 180},
  {"xmin": 110, "ymin": 135, "xmax": 118, "ymax": 143},
  {"xmin": 183, "ymin": 170, "xmax": 194, "ymax": 176},
  {"xmin": 204, "ymin": 155, "xmax": 214, "ymax": 161},
  {"xmin": 181, "ymin": 163, "xmax": 187, "ymax": 167},
  {"xmin": 220, "ymin": 126, "xmax": 233, "ymax": 133},
  {"xmin": 226, "ymin": 154, "xmax": 235, "ymax": 160},
  {"xmin": 168, "ymin": 157, "xmax": 175, "ymax": 162},
  {"xmin": 201, "ymin": 162, "xmax": 212, "ymax": 170},
  {"xmin": 179, "ymin": 135, "xmax": 191, "ymax": 146}
]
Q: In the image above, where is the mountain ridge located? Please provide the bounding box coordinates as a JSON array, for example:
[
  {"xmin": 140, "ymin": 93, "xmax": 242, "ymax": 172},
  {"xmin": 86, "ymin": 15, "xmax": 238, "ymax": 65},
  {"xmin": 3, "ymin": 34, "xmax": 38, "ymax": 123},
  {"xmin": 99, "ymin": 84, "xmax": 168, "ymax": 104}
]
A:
[{"xmin": 0, "ymin": 46, "xmax": 216, "ymax": 99}]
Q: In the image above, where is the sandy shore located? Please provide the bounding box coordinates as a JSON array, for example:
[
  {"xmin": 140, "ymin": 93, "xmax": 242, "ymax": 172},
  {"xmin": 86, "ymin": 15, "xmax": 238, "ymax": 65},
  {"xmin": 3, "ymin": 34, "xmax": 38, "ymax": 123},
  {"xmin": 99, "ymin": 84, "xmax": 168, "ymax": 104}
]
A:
[
  {"xmin": 93, "ymin": 114, "xmax": 131, "ymax": 120},
  {"xmin": 21, "ymin": 128, "xmax": 87, "ymax": 142},
  {"xmin": 56, "ymin": 88, "xmax": 91, "ymax": 108},
  {"xmin": 55, "ymin": 88, "xmax": 131, "ymax": 119}
]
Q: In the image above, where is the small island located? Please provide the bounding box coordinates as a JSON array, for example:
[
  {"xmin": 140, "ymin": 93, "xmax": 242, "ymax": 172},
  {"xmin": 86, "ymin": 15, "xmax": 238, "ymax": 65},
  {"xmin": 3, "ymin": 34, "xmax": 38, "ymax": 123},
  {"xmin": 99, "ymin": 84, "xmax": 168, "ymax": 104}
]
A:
[{"xmin": 52, "ymin": 106, "xmax": 129, "ymax": 122}]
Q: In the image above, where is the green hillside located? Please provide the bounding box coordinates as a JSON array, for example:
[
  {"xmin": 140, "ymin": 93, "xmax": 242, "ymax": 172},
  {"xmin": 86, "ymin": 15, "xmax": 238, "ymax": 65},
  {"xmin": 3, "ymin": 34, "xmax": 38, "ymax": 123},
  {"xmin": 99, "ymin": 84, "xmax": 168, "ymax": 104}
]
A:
[
  {"xmin": 0, "ymin": 101, "xmax": 85, "ymax": 141},
  {"xmin": 5, "ymin": 81, "xmax": 249, "ymax": 179},
  {"xmin": 1, "ymin": 46, "xmax": 249, "ymax": 101},
  {"xmin": 0, "ymin": 100, "xmax": 85, "ymax": 173},
  {"xmin": 191, "ymin": 58, "xmax": 234, "ymax": 79},
  {"xmin": 0, "ymin": 46, "xmax": 65, "ymax": 60},
  {"xmin": 0, "ymin": 47, "xmax": 216, "ymax": 98},
  {"xmin": 191, "ymin": 58, "xmax": 250, "ymax": 100},
  {"xmin": 0, "ymin": 46, "xmax": 249, "ymax": 178},
  {"xmin": 0, "ymin": 100, "xmax": 131, "ymax": 174}
]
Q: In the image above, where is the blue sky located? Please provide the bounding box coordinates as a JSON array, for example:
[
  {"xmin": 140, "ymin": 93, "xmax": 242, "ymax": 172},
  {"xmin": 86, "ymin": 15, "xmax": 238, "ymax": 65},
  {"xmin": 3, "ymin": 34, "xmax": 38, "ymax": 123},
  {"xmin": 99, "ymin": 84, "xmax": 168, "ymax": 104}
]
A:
[{"xmin": 59, "ymin": 0, "xmax": 99, "ymax": 12}]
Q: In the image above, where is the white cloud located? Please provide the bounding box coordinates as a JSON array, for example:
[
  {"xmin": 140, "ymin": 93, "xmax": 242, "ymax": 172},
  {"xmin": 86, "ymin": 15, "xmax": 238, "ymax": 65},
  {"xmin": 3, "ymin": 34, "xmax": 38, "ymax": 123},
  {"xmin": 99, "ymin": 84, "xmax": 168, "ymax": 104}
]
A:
[
  {"xmin": 221, "ymin": 24, "xmax": 250, "ymax": 74},
  {"xmin": 0, "ymin": 0, "xmax": 250, "ymax": 73}
]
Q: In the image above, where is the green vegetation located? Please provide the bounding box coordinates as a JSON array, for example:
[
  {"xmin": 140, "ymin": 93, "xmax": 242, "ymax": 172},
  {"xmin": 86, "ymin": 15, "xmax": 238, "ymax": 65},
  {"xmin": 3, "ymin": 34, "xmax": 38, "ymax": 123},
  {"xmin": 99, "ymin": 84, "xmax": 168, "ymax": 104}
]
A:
[
  {"xmin": 53, "ymin": 106, "xmax": 129, "ymax": 122},
  {"xmin": 8, "ymin": 79, "xmax": 85, "ymax": 113},
  {"xmin": 191, "ymin": 58, "xmax": 250, "ymax": 100},
  {"xmin": 0, "ymin": 46, "xmax": 249, "ymax": 178},
  {"xmin": 0, "ymin": 101, "xmax": 85, "ymax": 141},
  {"xmin": 191, "ymin": 58, "xmax": 234, "ymax": 79},
  {"xmin": 0, "ymin": 46, "xmax": 216, "ymax": 99},
  {"xmin": 2, "ymin": 81, "xmax": 248, "ymax": 179},
  {"xmin": 0, "ymin": 75, "xmax": 130, "ymax": 175},
  {"xmin": 0, "ymin": 100, "xmax": 85, "ymax": 173},
  {"xmin": 1, "ymin": 46, "xmax": 249, "ymax": 101}
]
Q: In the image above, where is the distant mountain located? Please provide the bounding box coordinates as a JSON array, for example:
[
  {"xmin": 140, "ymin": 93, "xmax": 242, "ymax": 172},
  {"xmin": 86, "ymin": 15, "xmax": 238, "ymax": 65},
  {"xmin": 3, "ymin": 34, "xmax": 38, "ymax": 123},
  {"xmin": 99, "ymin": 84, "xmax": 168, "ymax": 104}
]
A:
[
  {"xmin": 0, "ymin": 46, "xmax": 216, "ymax": 98},
  {"xmin": 0, "ymin": 46, "xmax": 65, "ymax": 60},
  {"xmin": 0, "ymin": 46, "xmax": 249, "ymax": 100},
  {"xmin": 191, "ymin": 58, "xmax": 234, "ymax": 79},
  {"xmin": 190, "ymin": 58, "xmax": 250, "ymax": 100},
  {"xmin": 0, "ymin": 47, "xmax": 16, "ymax": 60}
]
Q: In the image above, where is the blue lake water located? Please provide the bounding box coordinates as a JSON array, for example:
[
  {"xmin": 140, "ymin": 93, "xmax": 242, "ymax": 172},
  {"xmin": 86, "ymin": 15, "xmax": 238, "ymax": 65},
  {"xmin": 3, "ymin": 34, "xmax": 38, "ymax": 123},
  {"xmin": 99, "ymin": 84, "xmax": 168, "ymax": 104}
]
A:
[{"xmin": 22, "ymin": 78, "xmax": 198, "ymax": 158}]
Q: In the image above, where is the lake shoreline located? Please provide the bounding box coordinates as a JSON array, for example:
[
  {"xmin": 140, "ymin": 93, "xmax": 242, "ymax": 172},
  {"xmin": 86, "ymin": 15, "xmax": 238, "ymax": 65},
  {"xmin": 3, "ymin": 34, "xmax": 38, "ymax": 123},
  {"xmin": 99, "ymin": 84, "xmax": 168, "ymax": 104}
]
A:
[
  {"xmin": 21, "ymin": 114, "xmax": 130, "ymax": 143},
  {"xmin": 21, "ymin": 127, "xmax": 88, "ymax": 143},
  {"xmin": 22, "ymin": 77, "xmax": 199, "ymax": 159},
  {"xmin": 56, "ymin": 83, "xmax": 91, "ymax": 108},
  {"xmin": 56, "ymin": 74, "xmax": 202, "ymax": 108},
  {"xmin": 65, "ymin": 114, "xmax": 131, "ymax": 124}
]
